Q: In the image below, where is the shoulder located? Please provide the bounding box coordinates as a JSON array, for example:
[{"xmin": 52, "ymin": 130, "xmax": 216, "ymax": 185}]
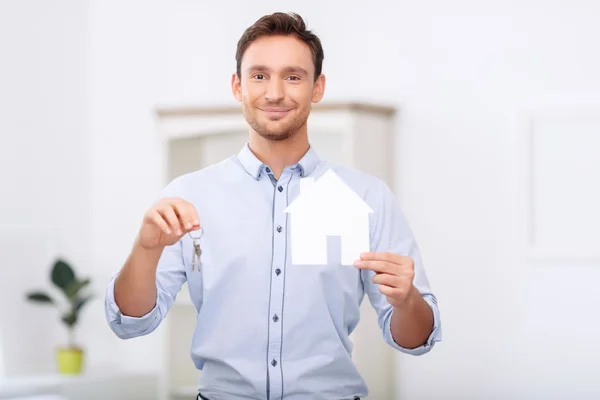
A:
[
  {"xmin": 315, "ymin": 160, "xmax": 395, "ymax": 204},
  {"xmin": 316, "ymin": 160, "xmax": 381, "ymax": 185}
]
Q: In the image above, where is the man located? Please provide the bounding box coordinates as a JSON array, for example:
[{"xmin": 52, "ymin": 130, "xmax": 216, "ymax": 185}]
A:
[{"xmin": 105, "ymin": 11, "xmax": 442, "ymax": 400}]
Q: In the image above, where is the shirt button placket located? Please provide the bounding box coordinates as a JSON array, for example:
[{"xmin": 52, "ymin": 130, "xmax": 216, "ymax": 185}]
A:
[{"xmin": 267, "ymin": 173, "xmax": 287, "ymax": 398}]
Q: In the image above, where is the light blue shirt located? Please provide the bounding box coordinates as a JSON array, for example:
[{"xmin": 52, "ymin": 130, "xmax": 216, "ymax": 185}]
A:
[{"xmin": 105, "ymin": 143, "xmax": 442, "ymax": 400}]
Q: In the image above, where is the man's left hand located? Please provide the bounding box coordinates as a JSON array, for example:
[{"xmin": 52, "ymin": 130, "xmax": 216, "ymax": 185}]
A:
[{"xmin": 354, "ymin": 252, "xmax": 415, "ymax": 308}]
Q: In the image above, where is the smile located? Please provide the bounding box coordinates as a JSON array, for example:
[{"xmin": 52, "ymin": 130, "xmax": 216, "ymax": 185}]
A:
[{"xmin": 260, "ymin": 108, "xmax": 292, "ymax": 118}]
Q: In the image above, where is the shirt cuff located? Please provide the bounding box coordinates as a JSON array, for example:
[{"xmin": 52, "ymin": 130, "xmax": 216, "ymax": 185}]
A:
[
  {"xmin": 104, "ymin": 273, "xmax": 161, "ymax": 339},
  {"xmin": 383, "ymin": 294, "xmax": 442, "ymax": 356}
]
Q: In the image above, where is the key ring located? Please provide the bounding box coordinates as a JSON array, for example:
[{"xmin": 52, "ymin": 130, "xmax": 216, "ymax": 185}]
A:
[{"xmin": 187, "ymin": 227, "xmax": 204, "ymax": 240}]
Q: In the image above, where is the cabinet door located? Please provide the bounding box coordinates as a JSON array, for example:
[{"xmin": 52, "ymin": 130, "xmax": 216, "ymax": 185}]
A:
[
  {"xmin": 166, "ymin": 131, "xmax": 250, "ymax": 398},
  {"xmin": 167, "ymin": 131, "xmax": 248, "ymax": 182},
  {"xmin": 307, "ymin": 129, "xmax": 347, "ymax": 166}
]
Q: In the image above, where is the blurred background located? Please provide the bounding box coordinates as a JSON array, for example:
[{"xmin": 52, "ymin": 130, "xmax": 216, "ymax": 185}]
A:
[{"xmin": 1, "ymin": 0, "xmax": 599, "ymax": 399}]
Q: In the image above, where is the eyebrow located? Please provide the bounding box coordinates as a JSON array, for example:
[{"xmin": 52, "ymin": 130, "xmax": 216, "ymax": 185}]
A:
[{"xmin": 246, "ymin": 65, "xmax": 310, "ymax": 77}]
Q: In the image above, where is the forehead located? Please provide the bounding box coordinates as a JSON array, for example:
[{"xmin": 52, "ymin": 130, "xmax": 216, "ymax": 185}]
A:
[{"xmin": 241, "ymin": 34, "xmax": 314, "ymax": 74}]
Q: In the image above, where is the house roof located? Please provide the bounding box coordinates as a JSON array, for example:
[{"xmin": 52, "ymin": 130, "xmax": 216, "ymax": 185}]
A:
[{"xmin": 283, "ymin": 168, "xmax": 374, "ymax": 215}]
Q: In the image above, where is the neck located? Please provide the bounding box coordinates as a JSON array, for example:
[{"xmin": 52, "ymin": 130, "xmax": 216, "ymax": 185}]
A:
[{"xmin": 248, "ymin": 129, "xmax": 309, "ymax": 179}]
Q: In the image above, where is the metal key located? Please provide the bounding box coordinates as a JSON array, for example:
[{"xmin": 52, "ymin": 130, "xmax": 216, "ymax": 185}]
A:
[
  {"xmin": 188, "ymin": 227, "xmax": 204, "ymax": 272},
  {"xmin": 193, "ymin": 239, "xmax": 202, "ymax": 271}
]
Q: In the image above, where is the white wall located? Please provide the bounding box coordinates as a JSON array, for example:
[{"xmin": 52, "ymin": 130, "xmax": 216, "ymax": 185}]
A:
[
  {"xmin": 0, "ymin": 0, "xmax": 92, "ymax": 375},
  {"xmin": 2, "ymin": 0, "xmax": 599, "ymax": 398},
  {"xmin": 381, "ymin": 3, "xmax": 600, "ymax": 399},
  {"xmin": 86, "ymin": 0, "xmax": 171, "ymax": 373}
]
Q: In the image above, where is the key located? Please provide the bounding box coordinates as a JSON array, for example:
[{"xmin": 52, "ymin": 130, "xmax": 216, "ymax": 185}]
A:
[
  {"xmin": 191, "ymin": 239, "xmax": 197, "ymax": 272},
  {"xmin": 188, "ymin": 227, "xmax": 204, "ymax": 272},
  {"xmin": 193, "ymin": 239, "xmax": 202, "ymax": 271}
]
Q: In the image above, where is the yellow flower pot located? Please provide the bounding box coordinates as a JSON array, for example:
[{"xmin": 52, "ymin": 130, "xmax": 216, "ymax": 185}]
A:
[{"xmin": 56, "ymin": 347, "xmax": 84, "ymax": 374}]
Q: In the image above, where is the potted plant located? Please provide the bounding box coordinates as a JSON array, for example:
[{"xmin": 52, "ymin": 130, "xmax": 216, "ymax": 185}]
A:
[{"xmin": 25, "ymin": 257, "xmax": 94, "ymax": 375}]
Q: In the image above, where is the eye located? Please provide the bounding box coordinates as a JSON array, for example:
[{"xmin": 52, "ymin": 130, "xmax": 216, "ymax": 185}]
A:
[
  {"xmin": 253, "ymin": 74, "xmax": 266, "ymax": 80},
  {"xmin": 287, "ymin": 76, "xmax": 300, "ymax": 81}
]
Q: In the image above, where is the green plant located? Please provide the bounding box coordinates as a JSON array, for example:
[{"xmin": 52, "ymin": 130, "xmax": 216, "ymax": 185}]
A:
[{"xmin": 25, "ymin": 258, "xmax": 94, "ymax": 349}]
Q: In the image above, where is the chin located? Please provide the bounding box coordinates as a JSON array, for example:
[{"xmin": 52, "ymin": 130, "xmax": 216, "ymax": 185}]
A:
[
  {"xmin": 260, "ymin": 119, "xmax": 293, "ymax": 135},
  {"xmin": 257, "ymin": 129, "xmax": 294, "ymax": 142},
  {"xmin": 244, "ymin": 108, "xmax": 306, "ymax": 142}
]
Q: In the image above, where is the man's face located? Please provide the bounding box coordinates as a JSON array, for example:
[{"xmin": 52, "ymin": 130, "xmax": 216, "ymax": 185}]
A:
[{"xmin": 232, "ymin": 34, "xmax": 325, "ymax": 141}]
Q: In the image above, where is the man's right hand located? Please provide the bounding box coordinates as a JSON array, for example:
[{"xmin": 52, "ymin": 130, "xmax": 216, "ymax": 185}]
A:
[{"xmin": 136, "ymin": 197, "xmax": 200, "ymax": 250}]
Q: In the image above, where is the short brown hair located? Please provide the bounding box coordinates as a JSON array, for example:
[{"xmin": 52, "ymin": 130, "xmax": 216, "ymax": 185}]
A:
[{"xmin": 235, "ymin": 12, "xmax": 324, "ymax": 82}]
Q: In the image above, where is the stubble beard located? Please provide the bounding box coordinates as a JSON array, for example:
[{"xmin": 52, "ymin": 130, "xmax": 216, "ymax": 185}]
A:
[{"xmin": 243, "ymin": 103, "xmax": 308, "ymax": 142}]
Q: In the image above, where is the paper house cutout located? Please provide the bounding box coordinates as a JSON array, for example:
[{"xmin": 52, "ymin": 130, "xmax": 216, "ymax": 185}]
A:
[{"xmin": 283, "ymin": 168, "xmax": 374, "ymax": 265}]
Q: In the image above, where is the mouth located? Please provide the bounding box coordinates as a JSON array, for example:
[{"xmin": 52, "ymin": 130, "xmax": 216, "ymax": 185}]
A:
[{"xmin": 259, "ymin": 107, "xmax": 293, "ymax": 118}]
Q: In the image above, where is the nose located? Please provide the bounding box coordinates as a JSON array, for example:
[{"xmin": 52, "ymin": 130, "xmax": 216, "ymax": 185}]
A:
[{"xmin": 264, "ymin": 79, "xmax": 284, "ymax": 103}]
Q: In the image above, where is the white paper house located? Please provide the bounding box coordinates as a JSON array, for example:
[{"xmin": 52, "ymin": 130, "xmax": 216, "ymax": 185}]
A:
[{"xmin": 283, "ymin": 168, "xmax": 374, "ymax": 265}]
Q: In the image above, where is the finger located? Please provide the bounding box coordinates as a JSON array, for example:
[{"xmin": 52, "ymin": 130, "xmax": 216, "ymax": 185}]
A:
[
  {"xmin": 148, "ymin": 209, "xmax": 172, "ymax": 235},
  {"xmin": 353, "ymin": 260, "xmax": 393, "ymax": 274},
  {"xmin": 379, "ymin": 284, "xmax": 413, "ymax": 300},
  {"xmin": 172, "ymin": 201, "xmax": 199, "ymax": 231},
  {"xmin": 171, "ymin": 199, "xmax": 200, "ymax": 228},
  {"xmin": 372, "ymin": 273, "xmax": 400, "ymax": 288},
  {"xmin": 360, "ymin": 252, "xmax": 405, "ymax": 264},
  {"xmin": 157, "ymin": 204, "xmax": 182, "ymax": 235},
  {"xmin": 378, "ymin": 284, "xmax": 395, "ymax": 297}
]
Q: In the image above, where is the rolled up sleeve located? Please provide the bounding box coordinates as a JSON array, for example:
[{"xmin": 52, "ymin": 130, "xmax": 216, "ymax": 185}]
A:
[
  {"xmin": 104, "ymin": 240, "xmax": 187, "ymax": 339},
  {"xmin": 381, "ymin": 294, "xmax": 442, "ymax": 355},
  {"xmin": 365, "ymin": 179, "xmax": 443, "ymax": 355},
  {"xmin": 104, "ymin": 272, "xmax": 162, "ymax": 339},
  {"xmin": 104, "ymin": 177, "xmax": 188, "ymax": 339}
]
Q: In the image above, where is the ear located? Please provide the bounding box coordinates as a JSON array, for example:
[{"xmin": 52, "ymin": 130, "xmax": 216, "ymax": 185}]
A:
[
  {"xmin": 311, "ymin": 74, "xmax": 326, "ymax": 103},
  {"xmin": 231, "ymin": 73, "xmax": 242, "ymax": 102}
]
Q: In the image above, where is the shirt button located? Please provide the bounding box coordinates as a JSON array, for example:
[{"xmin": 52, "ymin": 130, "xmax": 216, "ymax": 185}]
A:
[
  {"xmin": 276, "ymin": 226, "xmax": 282, "ymax": 233},
  {"xmin": 275, "ymin": 268, "xmax": 281, "ymax": 275},
  {"xmin": 278, "ymin": 185, "xmax": 283, "ymax": 192},
  {"xmin": 271, "ymin": 359, "xmax": 277, "ymax": 367},
  {"xmin": 273, "ymin": 314, "xmax": 279, "ymax": 322}
]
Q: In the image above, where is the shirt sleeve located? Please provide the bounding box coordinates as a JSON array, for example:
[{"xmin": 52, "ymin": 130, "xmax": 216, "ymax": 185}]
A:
[
  {"xmin": 363, "ymin": 179, "xmax": 442, "ymax": 356},
  {"xmin": 104, "ymin": 178, "xmax": 188, "ymax": 339}
]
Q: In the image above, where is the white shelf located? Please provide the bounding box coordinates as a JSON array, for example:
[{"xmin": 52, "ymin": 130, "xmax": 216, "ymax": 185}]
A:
[
  {"xmin": 0, "ymin": 371, "xmax": 159, "ymax": 399},
  {"xmin": 155, "ymin": 101, "xmax": 399, "ymax": 400}
]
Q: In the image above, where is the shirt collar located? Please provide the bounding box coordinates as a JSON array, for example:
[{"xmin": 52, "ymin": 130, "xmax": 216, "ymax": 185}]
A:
[{"xmin": 236, "ymin": 142, "xmax": 320, "ymax": 180}]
